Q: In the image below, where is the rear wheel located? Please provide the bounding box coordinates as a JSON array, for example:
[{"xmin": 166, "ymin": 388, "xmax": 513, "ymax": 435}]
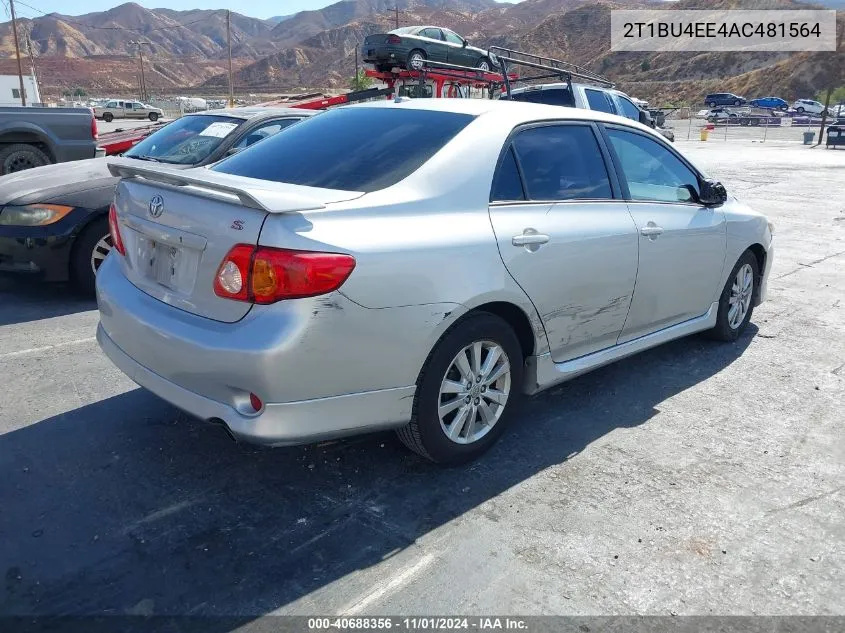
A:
[
  {"xmin": 103, "ymin": 112, "xmax": 114, "ymax": 122},
  {"xmin": 796, "ymin": 106, "xmax": 805, "ymax": 114},
  {"xmin": 709, "ymin": 101, "xmax": 717, "ymax": 108},
  {"xmin": 71, "ymin": 217, "xmax": 111, "ymax": 296},
  {"xmin": 396, "ymin": 312, "xmax": 523, "ymax": 464},
  {"xmin": 708, "ymin": 250, "xmax": 759, "ymax": 341},
  {"xmin": 0, "ymin": 143, "xmax": 51, "ymax": 175},
  {"xmin": 148, "ymin": 112, "xmax": 159, "ymax": 121},
  {"xmin": 407, "ymin": 49, "xmax": 426, "ymax": 71}
]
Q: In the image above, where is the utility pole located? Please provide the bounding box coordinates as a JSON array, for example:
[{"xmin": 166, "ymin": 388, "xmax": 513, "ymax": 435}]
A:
[
  {"xmin": 24, "ymin": 28, "xmax": 40, "ymax": 105},
  {"xmin": 9, "ymin": 0, "xmax": 27, "ymax": 106},
  {"xmin": 130, "ymin": 40, "xmax": 151, "ymax": 101},
  {"xmin": 354, "ymin": 47, "xmax": 359, "ymax": 89},
  {"xmin": 816, "ymin": 21, "xmax": 844, "ymax": 146},
  {"xmin": 227, "ymin": 9, "xmax": 234, "ymax": 107},
  {"xmin": 395, "ymin": 5, "xmax": 399, "ymax": 29}
]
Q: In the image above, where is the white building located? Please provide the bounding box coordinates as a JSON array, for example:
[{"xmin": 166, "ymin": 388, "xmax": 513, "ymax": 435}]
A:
[{"xmin": 0, "ymin": 75, "xmax": 41, "ymax": 107}]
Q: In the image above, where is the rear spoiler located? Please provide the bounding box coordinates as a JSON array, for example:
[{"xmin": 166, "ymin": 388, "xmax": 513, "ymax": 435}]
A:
[{"xmin": 107, "ymin": 159, "xmax": 355, "ymax": 213}]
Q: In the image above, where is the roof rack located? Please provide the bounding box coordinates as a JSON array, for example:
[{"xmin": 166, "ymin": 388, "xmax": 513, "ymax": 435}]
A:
[{"xmin": 487, "ymin": 46, "xmax": 613, "ymax": 100}]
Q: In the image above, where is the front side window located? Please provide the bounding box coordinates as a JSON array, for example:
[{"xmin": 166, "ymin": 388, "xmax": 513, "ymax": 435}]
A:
[
  {"xmin": 585, "ymin": 89, "xmax": 615, "ymax": 114},
  {"xmin": 232, "ymin": 118, "xmax": 301, "ymax": 150},
  {"xmin": 106, "ymin": 101, "xmax": 117, "ymax": 108},
  {"xmin": 511, "ymin": 125, "xmax": 612, "ymax": 201},
  {"xmin": 213, "ymin": 108, "xmax": 475, "ymax": 192},
  {"xmin": 606, "ymin": 128, "xmax": 700, "ymax": 203},
  {"xmin": 615, "ymin": 96, "xmax": 641, "ymax": 121},
  {"xmin": 443, "ymin": 30, "xmax": 463, "ymax": 45}
]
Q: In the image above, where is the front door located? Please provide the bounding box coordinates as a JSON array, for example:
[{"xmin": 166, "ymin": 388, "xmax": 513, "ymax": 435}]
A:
[
  {"xmin": 443, "ymin": 29, "xmax": 474, "ymax": 68},
  {"xmin": 487, "ymin": 123, "xmax": 639, "ymax": 363},
  {"xmin": 603, "ymin": 126, "xmax": 727, "ymax": 343}
]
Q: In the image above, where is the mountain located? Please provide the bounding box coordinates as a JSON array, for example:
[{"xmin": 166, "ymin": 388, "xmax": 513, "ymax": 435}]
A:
[
  {"xmin": 267, "ymin": 15, "xmax": 295, "ymax": 24},
  {"xmin": 0, "ymin": 0, "xmax": 841, "ymax": 104}
]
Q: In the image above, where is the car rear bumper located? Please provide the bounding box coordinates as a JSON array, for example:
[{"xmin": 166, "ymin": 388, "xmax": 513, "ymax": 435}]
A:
[
  {"xmin": 97, "ymin": 323, "xmax": 414, "ymax": 446},
  {"xmin": 95, "ymin": 255, "xmax": 461, "ymax": 446},
  {"xmin": 362, "ymin": 46, "xmax": 405, "ymax": 65}
]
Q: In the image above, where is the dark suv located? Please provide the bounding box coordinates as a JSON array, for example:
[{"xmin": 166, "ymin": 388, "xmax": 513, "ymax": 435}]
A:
[{"xmin": 705, "ymin": 93, "xmax": 746, "ymax": 107}]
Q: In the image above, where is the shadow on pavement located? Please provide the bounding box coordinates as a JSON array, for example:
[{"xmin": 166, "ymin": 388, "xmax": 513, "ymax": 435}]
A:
[
  {"xmin": 0, "ymin": 326, "xmax": 756, "ymax": 630},
  {"xmin": 0, "ymin": 277, "xmax": 94, "ymax": 327}
]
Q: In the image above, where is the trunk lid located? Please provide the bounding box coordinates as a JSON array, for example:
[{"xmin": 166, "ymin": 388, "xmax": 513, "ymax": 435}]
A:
[{"xmin": 107, "ymin": 159, "xmax": 362, "ymax": 323}]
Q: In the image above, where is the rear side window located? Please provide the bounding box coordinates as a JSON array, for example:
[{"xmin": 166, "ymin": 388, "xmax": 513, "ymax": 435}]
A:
[
  {"xmin": 420, "ymin": 28, "xmax": 442, "ymax": 40},
  {"xmin": 508, "ymin": 88, "xmax": 575, "ymax": 107},
  {"xmin": 213, "ymin": 108, "xmax": 474, "ymax": 192},
  {"xmin": 490, "ymin": 147, "xmax": 525, "ymax": 202},
  {"xmin": 511, "ymin": 125, "xmax": 612, "ymax": 201},
  {"xmin": 585, "ymin": 89, "xmax": 615, "ymax": 114}
]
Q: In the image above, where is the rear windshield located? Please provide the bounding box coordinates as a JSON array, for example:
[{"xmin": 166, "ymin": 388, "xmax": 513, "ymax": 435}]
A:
[
  {"xmin": 125, "ymin": 114, "xmax": 243, "ymax": 165},
  {"xmin": 505, "ymin": 88, "xmax": 575, "ymax": 108},
  {"xmin": 212, "ymin": 108, "xmax": 475, "ymax": 192}
]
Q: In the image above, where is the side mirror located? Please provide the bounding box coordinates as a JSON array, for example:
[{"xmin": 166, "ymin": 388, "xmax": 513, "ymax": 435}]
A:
[
  {"xmin": 698, "ymin": 179, "xmax": 728, "ymax": 206},
  {"xmin": 462, "ymin": 39, "xmax": 468, "ymax": 47},
  {"xmin": 638, "ymin": 109, "xmax": 654, "ymax": 127}
]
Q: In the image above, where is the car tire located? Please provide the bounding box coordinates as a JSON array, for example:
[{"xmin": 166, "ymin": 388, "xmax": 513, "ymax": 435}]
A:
[
  {"xmin": 708, "ymin": 250, "xmax": 759, "ymax": 342},
  {"xmin": 734, "ymin": 100, "xmax": 741, "ymax": 106},
  {"xmin": 476, "ymin": 58, "xmax": 491, "ymax": 72},
  {"xmin": 71, "ymin": 217, "xmax": 111, "ymax": 296},
  {"xmin": 709, "ymin": 101, "xmax": 717, "ymax": 108},
  {"xmin": 148, "ymin": 112, "xmax": 159, "ymax": 121},
  {"xmin": 406, "ymin": 49, "xmax": 426, "ymax": 71},
  {"xmin": 103, "ymin": 112, "xmax": 114, "ymax": 122},
  {"xmin": 0, "ymin": 143, "xmax": 51, "ymax": 175},
  {"xmin": 396, "ymin": 312, "xmax": 524, "ymax": 464},
  {"xmin": 796, "ymin": 107, "xmax": 805, "ymax": 114}
]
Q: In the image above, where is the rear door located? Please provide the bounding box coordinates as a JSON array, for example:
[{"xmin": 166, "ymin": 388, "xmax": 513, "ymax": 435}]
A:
[
  {"xmin": 603, "ymin": 125, "xmax": 726, "ymax": 342},
  {"xmin": 417, "ymin": 28, "xmax": 448, "ymax": 63},
  {"xmin": 487, "ymin": 122, "xmax": 639, "ymax": 362}
]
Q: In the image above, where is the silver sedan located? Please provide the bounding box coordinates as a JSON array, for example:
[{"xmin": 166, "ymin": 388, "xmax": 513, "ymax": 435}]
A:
[{"xmin": 96, "ymin": 99, "xmax": 774, "ymax": 463}]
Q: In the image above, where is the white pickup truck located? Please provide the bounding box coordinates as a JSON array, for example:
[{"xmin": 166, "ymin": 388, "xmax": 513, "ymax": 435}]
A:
[
  {"xmin": 502, "ymin": 82, "xmax": 675, "ymax": 142},
  {"xmin": 93, "ymin": 99, "xmax": 164, "ymax": 123}
]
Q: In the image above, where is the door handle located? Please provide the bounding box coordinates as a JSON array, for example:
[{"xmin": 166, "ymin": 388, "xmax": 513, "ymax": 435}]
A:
[
  {"xmin": 512, "ymin": 232, "xmax": 550, "ymax": 247},
  {"xmin": 640, "ymin": 223, "xmax": 664, "ymax": 239}
]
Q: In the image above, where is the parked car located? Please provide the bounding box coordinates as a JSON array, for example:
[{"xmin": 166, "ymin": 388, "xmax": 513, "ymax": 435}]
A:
[
  {"xmin": 0, "ymin": 106, "xmax": 98, "ymax": 175},
  {"xmin": 502, "ymin": 82, "xmax": 675, "ymax": 141},
  {"xmin": 97, "ymin": 100, "xmax": 773, "ymax": 464},
  {"xmin": 363, "ymin": 26, "xmax": 496, "ymax": 72},
  {"xmin": 706, "ymin": 107, "xmax": 739, "ymax": 122},
  {"xmin": 749, "ymin": 97, "xmax": 788, "ymax": 110},
  {"xmin": 791, "ymin": 99, "xmax": 829, "ymax": 115},
  {"xmin": 705, "ymin": 93, "xmax": 746, "ymax": 107},
  {"xmin": 94, "ymin": 100, "xmax": 164, "ymax": 122},
  {"xmin": 0, "ymin": 108, "xmax": 313, "ymax": 293}
]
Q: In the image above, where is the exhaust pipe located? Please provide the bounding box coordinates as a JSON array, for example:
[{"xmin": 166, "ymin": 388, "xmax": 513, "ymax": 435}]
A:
[{"xmin": 208, "ymin": 418, "xmax": 238, "ymax": 443}]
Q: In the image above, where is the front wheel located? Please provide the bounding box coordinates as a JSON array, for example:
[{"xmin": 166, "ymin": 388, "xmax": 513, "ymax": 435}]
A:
[
  {"xmin": 476, "ymin": 58, "xmax": 491, "ymax": 72},
  {"xmin": 709, "ymin": 101, "xmax": 717, "ymax": 108},
  {"xmin": 397, "ymin": 313, "xmax": 524, "ymax": 464},
  {"xmin": 796, "ymin": 107, "xmax": 805, "ymax": 114},
  {"xmin": 734, "ymin": 100, "xmax": 742, "ymax": 106},
  {"xmin": 148, "ymin": 112, "xmax": 159, "ymax": 121},
  {"xmin": 71, "ymin": 217, "xmax": 111, "ymax": 296},
  {"xmin": 709, "ymin": 250, "xmax": 759, "ymax": 341}
]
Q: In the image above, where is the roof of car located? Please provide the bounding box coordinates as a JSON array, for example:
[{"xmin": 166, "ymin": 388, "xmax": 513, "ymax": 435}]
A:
[
  {"xmin": 189, "ymin": 106, "xmax": 314, "ymax": 119},
  {"xmin": 349, "ymin": 97, "xmax": 654, "ymax": 131}
]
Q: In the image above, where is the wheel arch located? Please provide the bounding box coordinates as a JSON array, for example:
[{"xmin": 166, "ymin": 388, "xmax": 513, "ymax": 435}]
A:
[{"xmin": 0, "ymin": 126, "xmax": 57, "ymax": 162}]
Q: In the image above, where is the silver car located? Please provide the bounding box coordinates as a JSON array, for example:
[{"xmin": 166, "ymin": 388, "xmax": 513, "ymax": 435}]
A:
[{"xmin": 96, "ymin": 100, "xmax": 774, "ymax": 464}]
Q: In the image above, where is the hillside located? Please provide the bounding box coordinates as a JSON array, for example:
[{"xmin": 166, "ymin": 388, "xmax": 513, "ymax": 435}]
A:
[{"xmin": 0, "ymin": 0, "xmax": 841, "ymax": 104}]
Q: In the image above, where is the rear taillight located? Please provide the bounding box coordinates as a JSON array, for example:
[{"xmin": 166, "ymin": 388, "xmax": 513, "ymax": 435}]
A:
[
  {"xmin": 214, "ymin": 245, "xmax": 355, "ymax": 304},
  {"xmin": 90, "ymin": 110, "xmax": 98, "ymax": 140},
  {"xmin": 108, "ymin": 203, "xmax": 125, "ymax": 256},
  {"xmin": 386, "ymin": 34, "xmax": 401, "ymax": 44}
]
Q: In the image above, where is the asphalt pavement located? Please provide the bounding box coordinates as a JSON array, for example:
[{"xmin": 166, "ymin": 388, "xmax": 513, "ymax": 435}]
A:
[{"xmin": 0, "ymin": 140, "xmax": 842, "ymax": 622}]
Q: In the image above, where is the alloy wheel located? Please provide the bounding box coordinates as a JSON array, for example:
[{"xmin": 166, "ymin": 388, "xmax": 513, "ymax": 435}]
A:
[
  {"xmin": 728, "ymin": 263, "xmax": 754, "ymax": 329},
  {"xmin": 90, "ymin": 234, "xmax": 113, "ymax": 274},
  {"xmin": 438, "ymin": 340, "xmax": 511, "ymax": 444}
]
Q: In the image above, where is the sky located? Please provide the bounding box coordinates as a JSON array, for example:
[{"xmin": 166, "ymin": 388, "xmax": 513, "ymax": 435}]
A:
[{"xmin": 9, "ymin": 0, "xmax": 522, "ymax": 21}]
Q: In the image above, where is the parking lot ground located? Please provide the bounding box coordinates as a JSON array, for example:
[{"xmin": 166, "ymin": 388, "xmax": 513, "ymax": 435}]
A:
[
  {"xmin": 0, "ymin": 141, "xmax": 843, "ymax": 620},
  {"xmin": 97, "ymin": 118, "xmax": 169, "ymax": 135}
]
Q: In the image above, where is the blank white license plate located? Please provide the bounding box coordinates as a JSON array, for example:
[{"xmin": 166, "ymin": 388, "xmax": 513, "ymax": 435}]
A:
[{"xmin": 138, "ymin": 237, "xmax": 197, "ymax": 293}]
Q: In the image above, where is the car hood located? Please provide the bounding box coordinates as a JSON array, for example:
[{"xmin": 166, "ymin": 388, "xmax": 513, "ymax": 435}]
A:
[{"xmin": 0, "ymin": 157, "xmax": 189, "ymax": 207}]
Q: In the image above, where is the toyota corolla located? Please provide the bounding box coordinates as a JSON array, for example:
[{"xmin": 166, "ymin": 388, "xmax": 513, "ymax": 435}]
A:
[{"xmin": 96, "ymin": 100, "xmax": 773, "ymax": 464}]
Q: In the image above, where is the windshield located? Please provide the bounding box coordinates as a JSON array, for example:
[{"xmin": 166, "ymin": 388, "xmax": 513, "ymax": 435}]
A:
[
  {"xmin": 124, "ymin": 115, "xmax": 244, "ymax": 165},
  {"xmin": 211, "ymin": 108, "xmax": 474, "ymax": 193}
]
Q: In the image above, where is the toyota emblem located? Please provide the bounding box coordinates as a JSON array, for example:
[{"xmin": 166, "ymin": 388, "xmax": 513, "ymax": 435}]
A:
[{"xmin": 148, "ymin": 194, "xmax": 164, "ymax": 218}]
